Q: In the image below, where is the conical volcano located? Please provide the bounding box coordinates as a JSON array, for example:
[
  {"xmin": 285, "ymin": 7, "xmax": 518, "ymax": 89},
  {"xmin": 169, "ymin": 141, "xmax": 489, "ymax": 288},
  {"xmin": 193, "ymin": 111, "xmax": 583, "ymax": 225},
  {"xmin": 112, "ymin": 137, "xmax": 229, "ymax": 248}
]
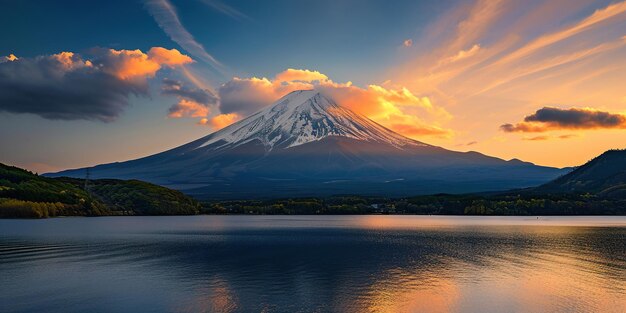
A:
[
  {"xmin": 49, "ymin": 90, "xmax": 567, "ymax": 199},
  {"xmin": 187, "ymin": 90, "xmax": 423, "ymax": 150}
]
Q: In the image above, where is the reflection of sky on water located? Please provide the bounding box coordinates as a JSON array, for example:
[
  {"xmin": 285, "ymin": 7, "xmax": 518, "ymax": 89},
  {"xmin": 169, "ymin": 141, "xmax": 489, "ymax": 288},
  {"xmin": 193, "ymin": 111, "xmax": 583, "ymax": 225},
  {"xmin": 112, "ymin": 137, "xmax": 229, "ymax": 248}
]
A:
[{"xmin": 1, "ymin": 216, "xmax": 624, "ymax": 313}]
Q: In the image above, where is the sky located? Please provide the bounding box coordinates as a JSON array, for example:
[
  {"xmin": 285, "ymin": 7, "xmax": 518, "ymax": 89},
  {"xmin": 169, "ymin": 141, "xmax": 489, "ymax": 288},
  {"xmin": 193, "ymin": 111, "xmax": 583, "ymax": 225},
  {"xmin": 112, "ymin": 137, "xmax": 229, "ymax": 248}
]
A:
[{"xmin": 1, "ymin": 0, "xmax": 625, "ymax": 173}]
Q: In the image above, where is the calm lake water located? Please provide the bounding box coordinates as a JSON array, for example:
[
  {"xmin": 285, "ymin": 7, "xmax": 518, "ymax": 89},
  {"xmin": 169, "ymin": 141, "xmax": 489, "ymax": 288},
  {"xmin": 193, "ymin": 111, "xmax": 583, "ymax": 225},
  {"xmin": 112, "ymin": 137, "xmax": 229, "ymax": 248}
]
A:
[{"xmin": 1, "ymin": 216, "xmax": 625, "ymax": 313}]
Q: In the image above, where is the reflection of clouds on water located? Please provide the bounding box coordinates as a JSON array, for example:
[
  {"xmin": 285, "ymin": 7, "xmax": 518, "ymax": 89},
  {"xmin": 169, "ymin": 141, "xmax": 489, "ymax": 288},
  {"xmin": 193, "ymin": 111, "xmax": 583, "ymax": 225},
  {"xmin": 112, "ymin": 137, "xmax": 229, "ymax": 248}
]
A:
[
  {"xmin": 357, "ymin": 265, "xmax": 462, "ymax": 313},
  {"xmin": 0, "ymin": 216, "xmax": 624, "ymax": 313},
  {"xmin": 152, "ymin": 228, "xmax": 624, "ymax": 312},
  {"xmin": 174, "ymin": 276, "xmax": 238, "ymax": 313}
]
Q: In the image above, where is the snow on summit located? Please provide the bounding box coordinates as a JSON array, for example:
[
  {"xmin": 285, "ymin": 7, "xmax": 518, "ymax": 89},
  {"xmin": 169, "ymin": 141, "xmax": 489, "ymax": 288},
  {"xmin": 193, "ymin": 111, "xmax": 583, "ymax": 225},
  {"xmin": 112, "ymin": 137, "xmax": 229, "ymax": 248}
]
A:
[{"xmin": 196, "ymin": 90, "xmax": 426, "ymax": 151}]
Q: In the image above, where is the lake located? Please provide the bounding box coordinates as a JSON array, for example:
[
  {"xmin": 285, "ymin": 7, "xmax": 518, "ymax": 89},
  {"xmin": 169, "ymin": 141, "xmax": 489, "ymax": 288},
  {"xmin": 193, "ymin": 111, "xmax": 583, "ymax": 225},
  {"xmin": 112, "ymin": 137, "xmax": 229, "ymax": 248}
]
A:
[{"xmin": 1, "ymin": 216, "xmax": 624, "ymax": 313}]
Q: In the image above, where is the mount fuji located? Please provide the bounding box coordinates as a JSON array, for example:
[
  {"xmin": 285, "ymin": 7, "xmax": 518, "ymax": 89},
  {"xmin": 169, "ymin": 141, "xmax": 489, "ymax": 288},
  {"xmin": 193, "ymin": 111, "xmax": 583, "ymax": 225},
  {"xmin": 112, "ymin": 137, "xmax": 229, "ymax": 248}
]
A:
[{"xmin": 49, "ymin": 90, "xmax": 567, "ymax": 199}]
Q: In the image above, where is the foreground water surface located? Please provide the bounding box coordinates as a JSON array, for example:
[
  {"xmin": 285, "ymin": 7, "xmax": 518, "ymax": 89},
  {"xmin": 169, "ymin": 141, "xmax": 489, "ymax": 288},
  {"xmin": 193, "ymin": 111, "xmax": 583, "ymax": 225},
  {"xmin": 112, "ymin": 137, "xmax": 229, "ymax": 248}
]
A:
[{"xmin": 1, "ymin": 216, "xmax": 624, "ymax": 313}]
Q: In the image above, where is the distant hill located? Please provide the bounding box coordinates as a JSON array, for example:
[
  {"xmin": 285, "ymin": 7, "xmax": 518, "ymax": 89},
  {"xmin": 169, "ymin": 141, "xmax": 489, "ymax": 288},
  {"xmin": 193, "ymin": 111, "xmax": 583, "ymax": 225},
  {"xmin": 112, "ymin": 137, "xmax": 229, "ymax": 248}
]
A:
[
  {"xmin": 207, "ymin": 149, "xmax": 626, "ymax": 215},
  {"xmin": 0, "ymin": 163, "xmax": 199, "ymax": 218},
  {"xmin": 539, "ymin": 149, "xmax": 626, "ymax": 198}
]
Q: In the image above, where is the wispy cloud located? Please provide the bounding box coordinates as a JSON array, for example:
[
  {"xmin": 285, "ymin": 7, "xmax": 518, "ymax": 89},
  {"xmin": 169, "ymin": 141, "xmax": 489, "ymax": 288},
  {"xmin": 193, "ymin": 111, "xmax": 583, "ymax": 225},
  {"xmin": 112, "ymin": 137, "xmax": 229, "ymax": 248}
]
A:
[
  {"xmin": 392, "ymin": 0, "xmax": 626, "ymax": 156},
  {"xmin": 144, "ymin": 0, "xmax": 225, "ymax": 74},
  {"xmin": 447, "ymin": 0, "xmax": 505, "ymax": 52},
  {"xmin": 198, "ymin": 0, "xmax": 250, "ymax": 21},
  {"xmin": 523, "ymin": 135, "xmax": 549, "ymax": 141},
  {"xmin": 490, "ymin": 1, "xmax": 626, "ymax": 69},
  {"xmin": 559, "ymin": 134, "xmax": 577, "ymax": 139},
  {"xmin": 521, "ymin": 134, "xmax": 577, "ymax": 141},
  {"xmin": 475, "ymin": 38, "xmax": 626, "ymax": 95}
]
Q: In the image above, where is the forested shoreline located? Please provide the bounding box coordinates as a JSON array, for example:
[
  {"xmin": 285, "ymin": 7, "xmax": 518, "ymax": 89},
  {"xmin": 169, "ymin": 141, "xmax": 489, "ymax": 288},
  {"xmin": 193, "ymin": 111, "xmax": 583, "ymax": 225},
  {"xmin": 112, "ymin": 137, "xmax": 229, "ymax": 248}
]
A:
[
  {"xmin": 202, "ymin": 193, "xmax": 626, "ymax": 216},
  {"xmin": 2, "ymin": 161, "xmax": 625, "ymax": 218}
]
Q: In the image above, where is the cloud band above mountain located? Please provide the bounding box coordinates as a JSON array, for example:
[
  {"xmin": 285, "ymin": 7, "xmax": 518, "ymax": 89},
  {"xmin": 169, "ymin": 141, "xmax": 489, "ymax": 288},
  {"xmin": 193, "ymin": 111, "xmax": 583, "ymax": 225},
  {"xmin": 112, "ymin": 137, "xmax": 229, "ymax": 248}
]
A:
[{"xmin": 203, "ymin": 68, "xmax": 453, "ymax": 137}]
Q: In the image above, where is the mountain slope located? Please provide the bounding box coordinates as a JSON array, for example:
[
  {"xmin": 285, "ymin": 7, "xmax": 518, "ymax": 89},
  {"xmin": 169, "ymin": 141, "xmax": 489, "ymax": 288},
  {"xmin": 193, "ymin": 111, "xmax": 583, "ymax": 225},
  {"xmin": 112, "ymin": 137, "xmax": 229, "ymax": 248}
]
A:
[
  {"xmin": 49, "ymin": 90, "xmax": 567, "ymax": 199},
  {"xmin": 539, "ymin": 149, "xmax": 626, "ymax": 197},
  {"xmin": 194, "ymin": 90, "xmax": 420, "ymax": 151}
]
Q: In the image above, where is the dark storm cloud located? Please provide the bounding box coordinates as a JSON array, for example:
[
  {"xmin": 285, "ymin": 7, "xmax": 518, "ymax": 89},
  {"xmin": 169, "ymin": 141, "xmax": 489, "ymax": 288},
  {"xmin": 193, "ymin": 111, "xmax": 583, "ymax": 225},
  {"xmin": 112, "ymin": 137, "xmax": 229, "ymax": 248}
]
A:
[
  {"xmin": 161, "ymin": 78, "xmax": 218, "ymax": 105},
  {"xmin": 0, "ymin": 48, "xmax": 193, "ymax": 122},
  {"xmin": 501, "ymin": 107, "xmax": 626, "ymax": 133},
  {"xmin": 0, "ymin": 53, "xmax": 146, "ymax": 122}
]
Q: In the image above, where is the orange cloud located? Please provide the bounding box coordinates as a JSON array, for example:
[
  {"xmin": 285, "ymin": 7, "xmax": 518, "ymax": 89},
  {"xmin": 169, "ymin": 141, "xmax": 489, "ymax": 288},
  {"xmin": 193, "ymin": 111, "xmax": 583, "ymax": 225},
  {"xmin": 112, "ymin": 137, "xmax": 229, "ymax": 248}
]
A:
[
  {"xmin": 448, "ymin": 44, "xmax": 480, "ymax": 63},
  {"xmin": 147, "ymin": 47, "xmax": 193, "ymax": 67},
  {"xmin": 316, "ymin": 83, "xmax": 450, "ymax": 122},
  {"xmin": 105, "ymin": 49, "xmax": 161, "ymax": 80},
  {"xmin": 163, "ymin": 78, "xmax": 217, "ymax": 120},
  {"xmin": 217, "ymin": 75, "xmax": 311, "ymax": 115},
  {"xmin": 198, "ymin": 113, "xmax": 240, "ymax": 129},
  {"xmin": 104, "ymin": 47, "xmax": 193, "ymax": 80},
  {"xmin": 168, "ymin": 99, "xmax": 210, "ymax": 118},
  {"xmin": 49, "ymin": 52, "xmax": 90, "ymax": 70},
  {"xmin": 275, "ymin": 68, "xmax": 328, "ymax": 82},
  {"xmin": 216, "ymin": 69, "xmax": 453, "ymax": 138}
]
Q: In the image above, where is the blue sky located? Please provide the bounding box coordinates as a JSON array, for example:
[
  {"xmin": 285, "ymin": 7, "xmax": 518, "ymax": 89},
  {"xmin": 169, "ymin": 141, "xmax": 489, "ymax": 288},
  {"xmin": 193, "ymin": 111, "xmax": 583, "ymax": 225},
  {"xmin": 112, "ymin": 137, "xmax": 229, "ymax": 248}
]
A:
[
  {"xmin": 1, "ymin": 0, "xmax": 448, "ymax": 83},
  {"xmin": 1, "ymin": 0, "xmax": 626, "ymax": 172}
]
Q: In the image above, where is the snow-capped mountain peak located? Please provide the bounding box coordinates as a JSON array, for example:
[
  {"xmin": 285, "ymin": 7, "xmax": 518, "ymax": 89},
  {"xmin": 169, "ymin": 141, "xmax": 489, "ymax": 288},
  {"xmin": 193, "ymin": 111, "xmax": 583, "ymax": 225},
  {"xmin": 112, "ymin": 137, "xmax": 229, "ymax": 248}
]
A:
[
  {"xmin": 196, "ymin": 89, "xmax": 425, "ymax": 151},
  {"xmin": 48, "ymin": 90, "xmax": 567, "ymax": 199}
]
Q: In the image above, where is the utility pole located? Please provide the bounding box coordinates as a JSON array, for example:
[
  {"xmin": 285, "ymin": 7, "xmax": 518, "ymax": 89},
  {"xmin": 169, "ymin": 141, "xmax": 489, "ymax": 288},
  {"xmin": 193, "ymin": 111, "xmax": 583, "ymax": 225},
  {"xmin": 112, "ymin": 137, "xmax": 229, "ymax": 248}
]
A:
[{"xmin": 84, "ymin": 168, "xmax": 90, "ymax": 194}]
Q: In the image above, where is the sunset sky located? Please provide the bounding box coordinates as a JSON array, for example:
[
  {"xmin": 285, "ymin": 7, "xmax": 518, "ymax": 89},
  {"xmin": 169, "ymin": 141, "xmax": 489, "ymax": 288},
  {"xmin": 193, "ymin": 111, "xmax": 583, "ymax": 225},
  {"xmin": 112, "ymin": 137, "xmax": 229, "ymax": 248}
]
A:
[{"xmin": 1, "ymin": 0, "xmax": 625, "ymax": 172}]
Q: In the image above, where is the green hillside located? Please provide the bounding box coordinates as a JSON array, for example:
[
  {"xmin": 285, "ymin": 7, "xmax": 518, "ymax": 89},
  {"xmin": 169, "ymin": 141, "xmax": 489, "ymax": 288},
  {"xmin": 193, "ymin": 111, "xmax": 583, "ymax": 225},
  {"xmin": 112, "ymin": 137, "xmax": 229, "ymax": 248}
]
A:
[
  {"xmin": 0, "ymin": 163, "xmax": 199, "ymax": 218},
  {"xmin": 0, "ymin": 163, "xmax": 109, "ymax": 217},
  {"xmin": 57, "ymin": 177, "xmax": 201, "ymax": 215}
]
